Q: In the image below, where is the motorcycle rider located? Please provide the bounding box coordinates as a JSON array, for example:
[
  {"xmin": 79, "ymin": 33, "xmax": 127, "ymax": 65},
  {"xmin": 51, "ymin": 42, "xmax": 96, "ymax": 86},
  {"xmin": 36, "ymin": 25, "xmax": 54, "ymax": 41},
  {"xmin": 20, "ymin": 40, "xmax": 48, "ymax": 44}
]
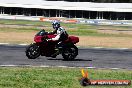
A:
[
  {"xmin": 47, "ymin": 20, "xmax": 68, "ymax": 42},
  {"xmin": 47, "ymin": 20, "xmax": 68, "ymax": 57}
]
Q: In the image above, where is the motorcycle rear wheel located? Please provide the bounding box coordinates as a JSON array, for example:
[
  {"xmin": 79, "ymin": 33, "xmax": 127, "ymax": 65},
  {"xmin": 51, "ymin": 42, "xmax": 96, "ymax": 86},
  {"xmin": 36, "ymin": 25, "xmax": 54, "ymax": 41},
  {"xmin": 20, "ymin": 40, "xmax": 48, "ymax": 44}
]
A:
[
  {"xmin": 62, "ymin": 44, "xmax": 78, "ymax": 61},
  {"xmin": 25, "ymin": 43, "xmax": 40, "ymax": 59}
]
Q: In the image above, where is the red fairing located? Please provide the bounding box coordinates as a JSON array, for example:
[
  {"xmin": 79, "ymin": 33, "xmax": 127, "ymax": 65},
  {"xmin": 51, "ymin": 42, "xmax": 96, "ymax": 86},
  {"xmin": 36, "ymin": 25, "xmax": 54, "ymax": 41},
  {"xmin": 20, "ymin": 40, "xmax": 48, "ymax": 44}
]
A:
[
  {"xmin": 34, "ymin": 35, "xmax": 56, "ymax": 43},
  {"xmin": 34, "ymin": 36, "xmax": 43, "ymax": 43},
  {"xmin": 47, "ymin": 34, "xmax": 56, "ymax": 38},
  {"xmin": 68, "ymin": 36, "xmax": 79, "ymax": 44},
  {"xmin": 34, "ymin": 35, "xmax": 79, "ymax": 44}
]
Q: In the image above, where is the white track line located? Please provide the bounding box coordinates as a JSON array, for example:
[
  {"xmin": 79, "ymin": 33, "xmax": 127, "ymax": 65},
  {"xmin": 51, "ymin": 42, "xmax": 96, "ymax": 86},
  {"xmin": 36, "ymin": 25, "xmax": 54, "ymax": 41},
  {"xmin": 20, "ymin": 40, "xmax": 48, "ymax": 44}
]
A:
[
  {"xmin": 110, "ymin": 68, "xmax": 120, "ymax": 70},
  {"xmin": 0, "ymin": 64, "xmax": 125, "ymax": 70},
  {"xmin": 93, "ymin": 47, "xmax": 104, "ymax": 49},
  {"xmin": 19, "ymin": 44, "xmax": 28, "ymax": 46},
  {"xmin": 0, "ymin": 43, "xmax": 9, "ymax": 45}
]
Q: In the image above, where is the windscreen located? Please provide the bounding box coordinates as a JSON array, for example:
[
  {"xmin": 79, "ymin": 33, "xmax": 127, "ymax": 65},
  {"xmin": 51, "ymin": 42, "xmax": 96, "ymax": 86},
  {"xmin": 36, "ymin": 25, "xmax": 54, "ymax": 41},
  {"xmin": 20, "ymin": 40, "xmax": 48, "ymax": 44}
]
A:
[{"xmin": 36, "ymin": 30, "xmax": 46, "ymax": 36}]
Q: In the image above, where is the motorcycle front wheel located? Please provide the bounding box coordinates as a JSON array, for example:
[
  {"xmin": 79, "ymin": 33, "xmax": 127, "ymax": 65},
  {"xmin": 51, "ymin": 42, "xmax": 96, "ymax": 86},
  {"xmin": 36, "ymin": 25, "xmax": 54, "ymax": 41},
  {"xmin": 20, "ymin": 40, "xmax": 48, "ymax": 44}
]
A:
[
  {"xmin": 62, "ymin": 44, "xmax": 78, "ymax": 61},
  {"xmin": 25, "ymin": 43, "xmax": 40, "ymax": 59}
]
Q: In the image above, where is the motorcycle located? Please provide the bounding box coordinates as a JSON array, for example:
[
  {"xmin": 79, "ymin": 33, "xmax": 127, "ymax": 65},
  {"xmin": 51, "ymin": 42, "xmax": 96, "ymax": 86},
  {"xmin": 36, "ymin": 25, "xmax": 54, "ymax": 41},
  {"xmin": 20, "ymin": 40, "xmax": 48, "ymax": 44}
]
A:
[{"xmin": 25, "ymin": 29, "xmax": 79, "ymax": 61}]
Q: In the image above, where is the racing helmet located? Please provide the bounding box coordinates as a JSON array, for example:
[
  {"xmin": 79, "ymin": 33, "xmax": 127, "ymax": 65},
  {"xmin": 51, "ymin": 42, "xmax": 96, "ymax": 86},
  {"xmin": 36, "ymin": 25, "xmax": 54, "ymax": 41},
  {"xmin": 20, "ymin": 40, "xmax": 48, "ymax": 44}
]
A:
[{"xmin": 52, "ymin": 20, "xmax": 60, "ymax": 29}]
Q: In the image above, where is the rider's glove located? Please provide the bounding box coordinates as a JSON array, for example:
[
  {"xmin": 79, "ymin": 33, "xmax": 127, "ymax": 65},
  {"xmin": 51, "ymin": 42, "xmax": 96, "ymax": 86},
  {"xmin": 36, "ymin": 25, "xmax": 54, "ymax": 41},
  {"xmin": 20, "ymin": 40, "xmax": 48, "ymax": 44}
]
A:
[{"xmin": 46, "ymin": 39, "xmax": 52, "ymax": 41}]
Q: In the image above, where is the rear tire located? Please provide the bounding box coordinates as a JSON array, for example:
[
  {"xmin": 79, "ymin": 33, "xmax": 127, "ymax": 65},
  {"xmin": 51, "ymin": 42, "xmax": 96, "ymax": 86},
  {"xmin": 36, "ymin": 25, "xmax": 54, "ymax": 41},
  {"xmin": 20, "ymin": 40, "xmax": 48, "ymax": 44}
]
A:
[
  {"xmin": 25, "ymin": 43, "xmax": 40, "ymax": 59},
  {"xmin": 62, "ymin": 44, "xmax": 78, "ymax": 61}
]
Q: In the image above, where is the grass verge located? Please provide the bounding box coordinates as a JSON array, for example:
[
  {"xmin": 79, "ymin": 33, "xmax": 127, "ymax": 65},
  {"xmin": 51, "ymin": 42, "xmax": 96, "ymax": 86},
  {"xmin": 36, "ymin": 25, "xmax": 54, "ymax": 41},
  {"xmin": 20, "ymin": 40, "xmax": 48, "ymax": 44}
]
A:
[
  {"xmin": 0, "ymin": 67, "xmax": 131, "ymax": 88},
  {"xmin": 1, "ymin": 27, "xmax": 132, "ymax": 37},
  {"xmin": 0, "ymin": 19, "xmax": 96, "ymax": 30},
  {"xmin": 1, "ymin": 27, "xmax": 132, "ymax": 48},
  {"xmin": 0, "ymin": 19, "xmax": 132, "ymax": 37},
  {"xmin": 1, "ymin": 19, "xmax": 132, "ymax": 48}
]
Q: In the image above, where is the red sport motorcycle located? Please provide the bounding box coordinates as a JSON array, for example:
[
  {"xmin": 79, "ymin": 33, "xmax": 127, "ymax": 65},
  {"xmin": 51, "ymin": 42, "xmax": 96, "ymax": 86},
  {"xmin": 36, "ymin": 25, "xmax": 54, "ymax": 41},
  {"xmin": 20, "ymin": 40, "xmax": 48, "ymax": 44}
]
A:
[{"xmin": 25, "ymin": 29, "xmax": 79, "ymax": 61}]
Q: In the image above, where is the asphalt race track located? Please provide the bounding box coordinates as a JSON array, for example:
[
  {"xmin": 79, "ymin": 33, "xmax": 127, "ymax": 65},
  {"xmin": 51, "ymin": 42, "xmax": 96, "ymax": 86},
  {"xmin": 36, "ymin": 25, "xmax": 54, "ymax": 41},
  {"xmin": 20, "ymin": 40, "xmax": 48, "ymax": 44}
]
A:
[{"xmin": 0, "ymin": 45, "xmax": 132, "ymax": 69}]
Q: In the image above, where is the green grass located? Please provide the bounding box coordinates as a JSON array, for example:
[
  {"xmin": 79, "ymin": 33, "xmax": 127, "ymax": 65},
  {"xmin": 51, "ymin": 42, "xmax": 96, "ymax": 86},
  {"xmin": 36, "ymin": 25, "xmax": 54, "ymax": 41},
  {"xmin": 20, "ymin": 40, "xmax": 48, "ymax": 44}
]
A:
[
  {"xmin": 0, "ymin": 19, "xmax": 99, "ymax": 36},
  {"xmin": 1, "ymin": 19, "xmax": 132, "ymax": 37},
  {"xmin": 99, "ymin": 25, "xmax": 132, "ymax": 30},
  {"xmin": 0, "ymin": 20, "xmax": 132, "ymax": 37},
  {"xmin": 0, "ymin": 27, "xmax": 39, "ymax": 32},
  {"xmin": 1, "ymin": 27, "xmax": 132, "ymax": 38},
  {"xmin": 1, "ymin": 19, "xmax": 132, "ymax": 30},
  {"xmin": 0, "ymin": 19, "xmax": 96, "ymax": 30},
  {"xmin": 0, "ymin": 67, "xmax": 131, "ymax": 88},
  {"xmin": 0, "ymin": 19, "xmax": 51, "ymax": 26}
]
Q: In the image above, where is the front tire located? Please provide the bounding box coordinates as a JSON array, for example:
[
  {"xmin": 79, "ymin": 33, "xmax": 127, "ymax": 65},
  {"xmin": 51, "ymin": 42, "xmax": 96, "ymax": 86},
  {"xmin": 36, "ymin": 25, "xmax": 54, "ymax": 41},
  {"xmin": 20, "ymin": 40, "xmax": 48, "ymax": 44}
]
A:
[
  {"xmin": 25, "ymin": 43, "xmax": 40, "ymax": 59},
  {"xmin": 62, "ymin": 44, "xmax": 78, "ymax": 61}
]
